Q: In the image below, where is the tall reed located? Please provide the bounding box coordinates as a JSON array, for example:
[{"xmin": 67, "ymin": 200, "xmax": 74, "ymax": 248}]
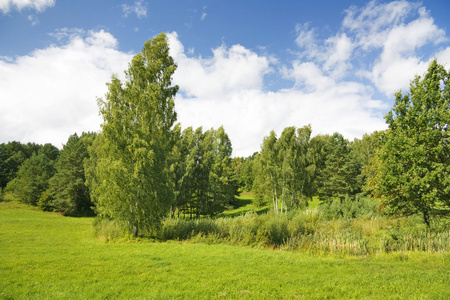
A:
[{"xmin": 156, "ymin": 210, "xmax": 450, "ymax": 255}]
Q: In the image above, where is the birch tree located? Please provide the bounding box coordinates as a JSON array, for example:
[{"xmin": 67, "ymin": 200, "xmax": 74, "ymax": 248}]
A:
[{"xmin": 86, "ymin": 33, "xmax": 178, "ymax": 236}]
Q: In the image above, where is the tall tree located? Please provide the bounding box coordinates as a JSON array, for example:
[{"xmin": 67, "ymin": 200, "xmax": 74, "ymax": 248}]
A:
[
  {"xmin": 231, "ymin": 154, "xmax": 255, "ymax": 192},
  {"xmin": 205, "ymin": 126, "xmax": 236, "ymax": 216},
  {"xmin": 357, "ymin": 131, "xmax": 386, "ymax": 198},
  {"xmin": 171, "ymin": 126, "xmax": 237, "ymax": 218},
  {"xmin": 317, "ymin": 133, "xmax": 362, "ymax": 203},
  {"xmin": 48, "ymin": 133, "xmax": 95, "ymax": 216},
  {"xmin": 377, "ymin": 60, "xmax": 450, "ymax": 226},
  {"xmin": 258, "ymin": 131, "xmax": 280, "ymax": 213},
  {"xmin": 253, "ymin": 126, "xmax": 316, "ymax": 213},
  {"xmin": 278, "ymin": 126, "xmax": 297, "ymax": 213},
  {"xmin": 86, "ymin": 33, "xmax": 178, "ymax": 236}
]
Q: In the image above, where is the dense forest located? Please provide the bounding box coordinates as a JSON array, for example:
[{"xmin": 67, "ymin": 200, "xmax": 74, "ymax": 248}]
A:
[{"xmin": 1, "ymin": 33, "xmax": 449, "ymax": 238}]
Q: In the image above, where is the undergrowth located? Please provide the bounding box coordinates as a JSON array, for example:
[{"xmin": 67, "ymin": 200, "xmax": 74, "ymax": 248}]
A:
[{"xmin": 94, "ymin": 201, "xmax": 450, "ymax": 256}]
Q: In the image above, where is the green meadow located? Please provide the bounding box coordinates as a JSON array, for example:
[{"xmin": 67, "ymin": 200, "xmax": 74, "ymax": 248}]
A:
[{"xmin": 1, "ymin": 199, "xmax": 449, "ymax": 299}]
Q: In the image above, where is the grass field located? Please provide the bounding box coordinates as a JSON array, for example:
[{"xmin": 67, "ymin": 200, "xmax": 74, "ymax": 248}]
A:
[{"xmin": 1, "ymin": 199, "xmax": 450, "ymax": 299}]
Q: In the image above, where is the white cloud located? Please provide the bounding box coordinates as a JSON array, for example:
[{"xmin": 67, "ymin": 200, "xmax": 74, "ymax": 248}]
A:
[
  {"xmin": 201, "ymin": 5, "xmax": 207, "ymax": 21},
  {"xmin": 342, "ymin": 1, "xmax": 448, "ymax": 96},
  {"xmin": 323, "ymin": 33, "xmax": 353, "ymax": 78},
  {"xmin": 0, "ymin": 29, "xmax": 132, "ymax": 147},
  {"xmin": 27, "ymin": 14, "xmax": 38, "ymax": 25},
  {"xmin": 295, "ymin": 23, "xmax": 319, "ymax": 59},
  {"xmin": 282, "ymin": 61, "xmax": 335, "ymax": 91},
  {"xmin": 122, "ymin": 0, "xmax": 147, "ymax": 19},
  {"xmin": 2, "ymin": 1, "xmax": 449, "ymax": 158},
  {"xmin": 167, "ymin": 0, "xmax": 450, "ymax": 157},
  {"xmin": 436, "ymin": 47, "xmax": 450, "ymax": 66},
  {"xmin": 168, "ymin": 33, "xmax": 387, "ymax": 157},
  {"xmin": 342, "ymin": 0, "xmax": 416, "ymax": 50},
  {"xmin": 294, "ymin": 25, "xmax": 353, "ymax": 80},
  {"xmin": 0, "ymin": 0, "xmax": 55, "ymax": 14},
  {"xmin": 168, "ymin": 32, "xmax": 271, "ymax": 98}
]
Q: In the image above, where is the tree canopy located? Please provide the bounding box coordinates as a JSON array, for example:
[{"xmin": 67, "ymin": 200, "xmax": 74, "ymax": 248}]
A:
[
  {"xmin": 86, "ymin": 33, "xmax": 179, "ymax": 236},
  {"xmin": 6, "ymin": 144, "xmax": 59, "ymax": 205},
  {"xmin": 46, "ymin": 133, "xmax": 96, "ymax": 216},
  {"xmin": 377, "ymin": 60, "xmax": 450, "ymax": 226}
]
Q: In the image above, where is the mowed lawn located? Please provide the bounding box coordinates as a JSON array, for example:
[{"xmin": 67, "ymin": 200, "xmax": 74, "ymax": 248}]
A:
[{"xmin": 1, "ymin": 200, "xmax": 449, "ymax": 299}]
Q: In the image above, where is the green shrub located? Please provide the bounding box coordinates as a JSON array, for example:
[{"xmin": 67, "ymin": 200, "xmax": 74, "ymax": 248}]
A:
[{"xmin": 318, "ymin": 196, "xmax": 378, "ymax": 220}]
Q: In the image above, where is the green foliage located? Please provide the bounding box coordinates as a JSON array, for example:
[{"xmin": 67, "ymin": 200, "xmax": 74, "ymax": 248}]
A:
[
  {"xmin": 317, "ymin": 133, "xmax": 362, "ymax": 203},
  {"xmin": 6, "ymin": 144, "xmax": 59, "ymax": 205},
  {"xmin": 231, "ymin": 154, "xmax": 256, "ymax": 192},
  {"xmin": 378, "ymin": 60, "xmax": 450, "ymax": 226},
  {"xmin": 0, "ymin": 141, "xmax": 48, "ymax": 190},
  {"xmin": 170, "ymin": 125, "xmax": 237, "ymax": 218},
  {"xmin": 318, "ymin": 196, "xmax": 379, "ymax": 220},
  {"xmin": 158, "ymin": 218, "xmax": 220, "ymax": 241},
  {"xmin": 86, "ymin": 33, "xmax": 178, "ymax": 236},
  {"xmin": 48, "ymin": 133, "xmax": 95, "ymax": 216},
  {"xmin": 253, "ymin": 125, "xmax": 317, "ymax": 213}
]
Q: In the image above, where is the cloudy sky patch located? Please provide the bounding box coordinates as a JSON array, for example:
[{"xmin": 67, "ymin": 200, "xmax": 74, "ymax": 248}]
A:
[{"xmin": 1, "ymin": 0, "xmax": 449, "ymax": 156}]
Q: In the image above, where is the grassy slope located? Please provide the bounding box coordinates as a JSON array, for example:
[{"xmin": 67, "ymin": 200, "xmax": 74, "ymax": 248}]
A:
[{"xmin": 1, "ymin": 200, "xmax": 449, "ymax": 299}]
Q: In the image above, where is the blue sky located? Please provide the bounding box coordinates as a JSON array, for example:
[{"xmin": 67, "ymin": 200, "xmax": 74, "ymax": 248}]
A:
[{"xmin": 1, "ymin": 0, "xmax": 450, "ymax": 156}]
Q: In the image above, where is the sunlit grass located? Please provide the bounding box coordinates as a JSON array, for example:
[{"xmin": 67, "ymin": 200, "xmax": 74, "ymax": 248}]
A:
[{"xmin": 1, "ymin": 199, "xmax": 449, "ymax": 299}]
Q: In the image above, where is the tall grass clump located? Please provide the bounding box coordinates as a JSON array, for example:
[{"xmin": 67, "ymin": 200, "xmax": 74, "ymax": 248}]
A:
[
  {"xmin": 99, "ymin": 196, "xmax": 450, "ymax": 256},
  {"xmin": 93, "ymin": 218, "xmax": 128, "ymax": 242},
  {"xmin": 317, "ymin": 196, "xmax": 378, "ymax": 220},
  {"xmin": 223, "ymin": 212, "xmax": 290, "ymax": 247},
  {"xmin": 158, "ymin": 218, "xmax": 219, "ymax": 240},
  {"xmin": 155, "ymin": 199, "xmax": 450, "ymax": 255}
]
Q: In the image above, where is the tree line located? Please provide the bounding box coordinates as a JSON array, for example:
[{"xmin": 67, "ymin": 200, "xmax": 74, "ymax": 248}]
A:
[{"xmin": 1, "ymin": 33, "xmax": 449, "ymax": 236}]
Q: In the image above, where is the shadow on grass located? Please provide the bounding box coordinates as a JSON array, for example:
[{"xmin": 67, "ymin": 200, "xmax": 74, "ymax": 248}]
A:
[
  {"xmin": 219, "ymin": 194, "xmax": 269, "ymax": 217},
  {"xmin": 224, "ymin": 207, "xmax": 269, "ymax": 218},
  {"xmin": 234, "ymin": 198, "xmax": 252, "ymax": 208}
]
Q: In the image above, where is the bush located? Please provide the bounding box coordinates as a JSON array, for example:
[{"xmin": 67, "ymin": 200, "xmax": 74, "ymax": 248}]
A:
[{"xmin": 318, "ymin": 195, "xmax": 378, "ymax": 220}]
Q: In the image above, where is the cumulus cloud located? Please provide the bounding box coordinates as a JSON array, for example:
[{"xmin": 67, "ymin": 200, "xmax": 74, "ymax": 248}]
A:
[
  {"xmin": 169, "ymin": 32, "xmax": 271, "ymax": 98},
  {"xmin": 294, "ymin": 25, "xmax": 353, "ymax": 80},
  {"xmin": 168, "ymin": 32, "xmax": 387, "ymax": 157},
  {"xmin": 342, "ymin": 1, "xmax": 447, "ymax": 95},
  {"xmin": 122, "ymin": 0, "xmax": 147, "ymax": 19},
  {"xmin": 0, "ymin": 29, "xmax": 132, "ymax": 147},
  {"xmin": 2, "ymin": 1, "xmax": 449, "ymax": 157},
  {"xmin": 0, "ymin": 0, "xmax": 55, "ymax": 14},
  {"xmin": 166, "ymin": 1, "xmax": 450, "ymax": 157}
]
